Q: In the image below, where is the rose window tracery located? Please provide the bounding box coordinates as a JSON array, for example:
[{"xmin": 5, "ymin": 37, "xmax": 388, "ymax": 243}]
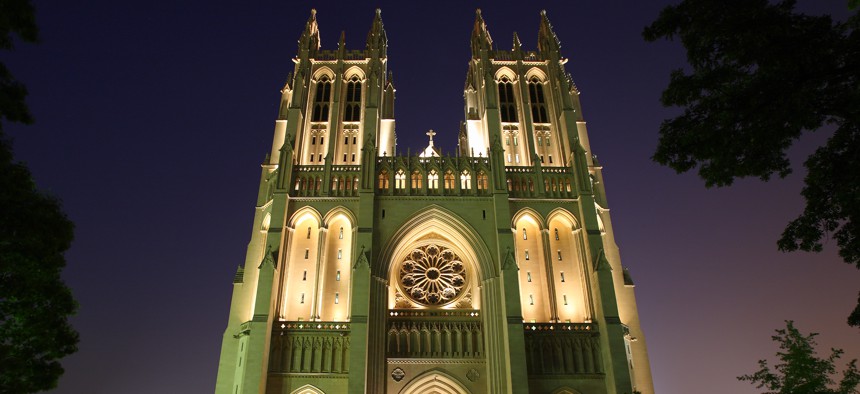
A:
[{"xmin": 398, "ymin": 244, "xmax": 467, "ymax": 306}]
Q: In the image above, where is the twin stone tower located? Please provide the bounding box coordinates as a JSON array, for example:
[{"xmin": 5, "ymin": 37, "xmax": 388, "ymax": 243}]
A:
[{"xmin": 215, "ymin": 9, "xmax": 655, "ymax": 394}]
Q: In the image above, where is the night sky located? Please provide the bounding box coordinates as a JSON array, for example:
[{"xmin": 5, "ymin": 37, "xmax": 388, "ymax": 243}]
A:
[{"xmin": 6, "ymin": 1, "xmax": 858, "ymax": 393}]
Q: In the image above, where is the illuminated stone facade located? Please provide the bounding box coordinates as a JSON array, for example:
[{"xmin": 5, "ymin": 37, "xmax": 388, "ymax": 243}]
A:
[{"xmin": 215, "ymin": 9, "xmax": 654, "ymax": 394}]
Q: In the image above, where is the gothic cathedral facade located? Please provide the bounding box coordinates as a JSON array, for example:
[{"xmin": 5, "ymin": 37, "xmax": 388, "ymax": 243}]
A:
[{"xmin": 215, "ymin": 9, "xmax": 654, "ymax": 394}]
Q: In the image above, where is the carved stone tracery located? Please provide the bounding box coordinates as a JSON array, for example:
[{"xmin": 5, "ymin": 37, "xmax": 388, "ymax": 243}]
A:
[{"xmin": 397, "ymin": 244, "xmax": 467, "ymax": 307}]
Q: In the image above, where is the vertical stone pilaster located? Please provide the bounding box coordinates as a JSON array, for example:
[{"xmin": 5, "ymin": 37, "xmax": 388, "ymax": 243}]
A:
[
  {"xmin": 242, "ymin": 254, "xmax": 277, "ymax": 393},
  {"xmin": 481, "ymin": 278, "xmax": 506, "ymax": 393},
  {"xmin": 348, "ymin": 246, "xmax": 370, "ymax": 393},
  {"xmin": 581, "ymin": 194, "xmax": 633, "ymax": 393},
  {"xmin": 541, "ymin": 228, "xmax": 559, "ymax": 322},
  {"xmin": 366, "ymin": 276, "xmax": 388, "ymax": 392},
  {"xmin": 500, "ymin": 258, "xmax": 529, "ymax": 394},
  {"xmin": 312, "ymin": 227, "xmax": 328, "ymax": 321}
]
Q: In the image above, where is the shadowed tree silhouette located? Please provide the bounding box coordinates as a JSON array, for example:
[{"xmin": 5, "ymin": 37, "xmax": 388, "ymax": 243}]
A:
[
  {"xmin": 644, "ymin": 0, "xmax": 860, "ymax": 326},
  {"xmin": 739, "ymin": 321, "xmax": 860, "ymax": 394},
  {"xmin": 0, "ymin": 0, "xmax": 79, "ymax": 392}
]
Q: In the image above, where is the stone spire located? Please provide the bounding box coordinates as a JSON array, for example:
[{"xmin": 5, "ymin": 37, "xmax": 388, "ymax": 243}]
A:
[
  {"xmin": 470, "ymin": 9, "xmax": 493, "ymax": 56},
  {"xmin": 366, "ymin": 8, "xmax": 387, "ymax": 55},
  {"xmin": 298, "ymin": 9, "xmax": 320, "ymax": 53},
  {"xmin": 382, "ymin": 71, "xmax": 396, "ymax": 120},
  {"xmin": 512, "ymin": 31, "xmax": 522, "ymax": 51},
  {"xmin": 537, "ymin": 9, "xmax": 561, "ymax": 54}
]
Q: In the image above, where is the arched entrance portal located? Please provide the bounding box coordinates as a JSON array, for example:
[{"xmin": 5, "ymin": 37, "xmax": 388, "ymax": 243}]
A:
[
  {"xmin": 399, "ymin": 370, "xmax": 471, "ymax": 394},
  {"xmin": 380, "ymin": 207, "xmax": 488, "ymax": 394}
]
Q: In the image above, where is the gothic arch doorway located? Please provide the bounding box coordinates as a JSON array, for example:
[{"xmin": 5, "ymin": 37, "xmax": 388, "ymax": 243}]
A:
[
  {"xmin": 551, "ymin": 389, "xmax": 584, "ymax": 394},
  {"xmin": 399, "ymin": 370, "xmax": 470, "ymax": 394},
  {"xmin": 381, "ymin": 207, "xmax": 487, "ymax": 394},
  {"xmin": 290, "ymin": 384, "xmax": 325, "ymax": 394}
]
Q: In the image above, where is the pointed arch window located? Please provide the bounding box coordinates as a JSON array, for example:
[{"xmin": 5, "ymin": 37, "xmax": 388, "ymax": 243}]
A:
[
  {"xmin": 395, "ymin": 169, "xmax": 406, "ymax": 189},
  {"xmin": 411, "ymin": 171, "xmax": 423, "ymax": 189},
  {"xmin": 460, "ymin": 170, "xmax": 471, "ymax": 189},
  {"xmin": 528, "ymin": 76, "xmax": 548, "ymax": 123},
  {"xmin": 443, "ymin": 171, "xmax": 456, "ymax": 190},
  {"xmin": 427, "ymin": 170, "xmax": 439, "ymax": 189},
  {"xmin": 311, "ymin": 76, "xmax": 332, "ymax": 122},
  {"xmin": 343, "ymin": 76, "xmax": 362, "ymax": 122},
  {"xmin": 477, "ymin": 171, "xmax": 489, "ymax": 190},
  {"xmin": 378, "ymin": 170, "xmax": 389, "ymax": 189},
  {"xmin": 498, "ymin": 76, "xmax": 518, "ymax": 123}
]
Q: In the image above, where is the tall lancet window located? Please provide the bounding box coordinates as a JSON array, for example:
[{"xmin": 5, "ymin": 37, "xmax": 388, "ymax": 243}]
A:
[
  {"xmin": 528, "ymin": 76, "xmax": 548, "ymax": 123},
  {"xmin": 498, "ymin": 76, "xmax": 518, "ymax": 123},
  {"xmin": 411, "ymin": 171, "xmax": 423, "ymax": 189},
  {"xmin": 311, "ymin": 76, "xmax": 331, "ymax": 122},
  {"xmin": 395, "ymin": 169, "xmax": 406, "ymax": 189},
  {"xmin": 343, "ymin": 76, "xmax": 362, "ymax": 122}
]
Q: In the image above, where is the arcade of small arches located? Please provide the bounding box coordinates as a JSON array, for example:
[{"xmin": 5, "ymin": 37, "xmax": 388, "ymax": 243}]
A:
[
  {"xmin": 293, "ymin": 172, "xmax": 361, "ymax": 198},
  {"xmin": 375, "ymin": 155, "xmax": 492, "ymax": 197}
]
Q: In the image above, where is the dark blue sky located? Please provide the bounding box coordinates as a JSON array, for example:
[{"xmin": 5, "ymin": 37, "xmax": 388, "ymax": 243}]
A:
[{"xmin": 5, "ymin": 1, "xmax": 858, "ymax": 393}]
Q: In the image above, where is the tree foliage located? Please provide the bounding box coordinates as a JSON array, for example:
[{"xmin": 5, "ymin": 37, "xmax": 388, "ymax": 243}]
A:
[
  {"xmin": 0, "ymin": 137, "xmax": 78, "ymax": 393},
  {"xmin": 0, "ymin": 0, "xmax": 37, "ymax": 129},
  {"xmin": 0, "ymin": 0, "xmax": 79, "ymax": 392},
  {"xmin": 644, "ymin": 0, "xmax": 860, "ymax": 326},
  {"xmin": 739, "ymin": 321, "xmax": 860, "ymax": 394}
]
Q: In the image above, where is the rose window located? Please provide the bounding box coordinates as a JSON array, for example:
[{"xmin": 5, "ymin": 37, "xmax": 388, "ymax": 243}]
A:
[{"xmin": 398, "ymin": 244, "xmax": 467, "ymax": 306}]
